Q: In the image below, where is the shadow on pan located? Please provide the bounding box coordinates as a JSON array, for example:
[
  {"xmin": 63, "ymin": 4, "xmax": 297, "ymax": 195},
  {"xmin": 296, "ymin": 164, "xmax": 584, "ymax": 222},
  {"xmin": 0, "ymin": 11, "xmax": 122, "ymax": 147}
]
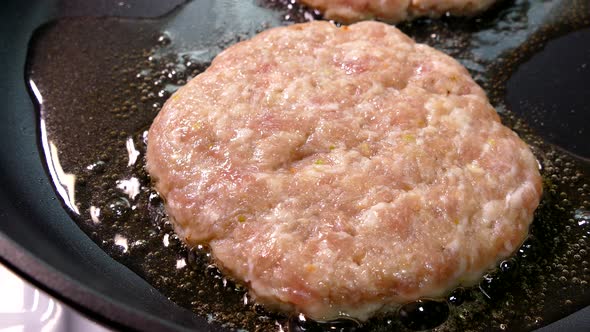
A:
[{"xmin": 1, "ymin": 0, "xmax": 589, "ymax": 331}]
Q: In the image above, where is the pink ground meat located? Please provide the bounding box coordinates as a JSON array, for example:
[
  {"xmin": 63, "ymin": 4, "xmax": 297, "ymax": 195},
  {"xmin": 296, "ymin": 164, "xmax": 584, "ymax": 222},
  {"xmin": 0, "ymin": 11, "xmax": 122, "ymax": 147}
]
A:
[
  {"xmin": 299, "ymin": 0, "xmax": 498, "ymax": 23},
  {"xmin": 146, "ymin": 21, "xmax": 542, "ymax": 320}
]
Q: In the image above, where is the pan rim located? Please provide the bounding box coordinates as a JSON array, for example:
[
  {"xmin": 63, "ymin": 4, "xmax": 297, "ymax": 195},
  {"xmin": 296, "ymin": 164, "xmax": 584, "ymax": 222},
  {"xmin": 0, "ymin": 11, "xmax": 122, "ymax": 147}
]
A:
[{"xmin": 0, "ymin": 233, "xmax": 205, "ymax": 332}]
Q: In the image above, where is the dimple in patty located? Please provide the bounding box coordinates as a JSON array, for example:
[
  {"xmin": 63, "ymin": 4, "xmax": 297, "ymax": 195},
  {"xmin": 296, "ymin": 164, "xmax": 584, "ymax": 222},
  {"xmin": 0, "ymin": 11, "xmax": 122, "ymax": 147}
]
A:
[{"xmin": 146, "ymin": 21, "xmax": 542, "ymax": 320}]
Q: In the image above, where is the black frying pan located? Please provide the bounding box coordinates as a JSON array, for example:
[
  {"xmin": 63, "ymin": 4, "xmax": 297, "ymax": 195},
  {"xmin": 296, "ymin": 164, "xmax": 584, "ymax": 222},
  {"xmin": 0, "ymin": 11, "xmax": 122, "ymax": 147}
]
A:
[{"xmin": 0, "ymin": 0, "xmax": 589, "ymax": 331}]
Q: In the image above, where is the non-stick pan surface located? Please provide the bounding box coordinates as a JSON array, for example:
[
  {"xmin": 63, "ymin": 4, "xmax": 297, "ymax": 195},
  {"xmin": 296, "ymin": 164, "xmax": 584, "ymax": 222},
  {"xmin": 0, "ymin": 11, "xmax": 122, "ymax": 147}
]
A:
[
  {"xmin": 0, "ymin": 0, "xmax": 589, "ymax": 331},
  {"xmin": 1, "ymin": 2, "xmax": 226, "ymax": 331}
]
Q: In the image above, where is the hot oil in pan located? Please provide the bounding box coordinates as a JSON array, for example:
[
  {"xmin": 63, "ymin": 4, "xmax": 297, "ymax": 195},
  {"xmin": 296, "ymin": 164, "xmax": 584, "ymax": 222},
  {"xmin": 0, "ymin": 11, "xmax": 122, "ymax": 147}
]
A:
[{"xmin": 26, "ymin": 0, "xmax": 590, "ymax": 331}]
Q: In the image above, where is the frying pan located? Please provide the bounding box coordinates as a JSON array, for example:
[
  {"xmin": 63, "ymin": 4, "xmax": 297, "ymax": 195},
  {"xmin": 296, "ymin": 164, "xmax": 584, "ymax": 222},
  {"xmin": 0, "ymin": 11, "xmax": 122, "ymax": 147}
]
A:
[{"xmin": 0, "ymin": 0, "xmax": 589, "ymax": 331}]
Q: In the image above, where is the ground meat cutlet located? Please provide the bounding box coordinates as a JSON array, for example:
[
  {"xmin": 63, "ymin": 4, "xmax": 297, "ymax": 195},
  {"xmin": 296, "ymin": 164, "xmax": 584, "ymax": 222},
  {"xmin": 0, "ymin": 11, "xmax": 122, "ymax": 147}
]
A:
[
  {"xmin": 299, "ymin": 0, "xmax": 498, "ymax": 23},
  {"xmin": 146, "ymin": 21, "xmax": 542, "ymax": 320}
]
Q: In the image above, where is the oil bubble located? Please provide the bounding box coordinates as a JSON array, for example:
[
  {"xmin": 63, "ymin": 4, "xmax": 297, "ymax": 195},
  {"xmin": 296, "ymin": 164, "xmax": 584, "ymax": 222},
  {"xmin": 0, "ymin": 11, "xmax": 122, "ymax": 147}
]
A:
[
  {"xmin": 187, "ymin": 245, "xmax": 212, "ymax": 269},
  {"xmin": 102, "ymin": 197, "xmax": 131, "ymax": 221},
  {"xmin": 448, "ymin": 287, "xmax": 467, "ymax": 307}
]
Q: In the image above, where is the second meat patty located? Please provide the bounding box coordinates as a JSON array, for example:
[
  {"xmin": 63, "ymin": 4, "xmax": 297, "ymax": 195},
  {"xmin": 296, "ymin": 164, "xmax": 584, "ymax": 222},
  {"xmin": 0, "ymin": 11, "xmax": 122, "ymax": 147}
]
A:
[{"xmin": 299, "ymin": 0, "xmax": 498, "ymax": 23}]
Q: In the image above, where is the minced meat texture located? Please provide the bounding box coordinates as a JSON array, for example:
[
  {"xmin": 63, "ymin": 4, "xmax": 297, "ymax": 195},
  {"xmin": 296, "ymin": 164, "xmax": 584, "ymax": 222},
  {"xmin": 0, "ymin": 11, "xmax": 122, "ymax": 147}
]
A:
[
  {"xmin": 146, "ymin": 21, "xmax": 542, "ymax": 320},
  {"xmin": 299, "ymin": 0, "xmax": 498, "ymax": 23}
]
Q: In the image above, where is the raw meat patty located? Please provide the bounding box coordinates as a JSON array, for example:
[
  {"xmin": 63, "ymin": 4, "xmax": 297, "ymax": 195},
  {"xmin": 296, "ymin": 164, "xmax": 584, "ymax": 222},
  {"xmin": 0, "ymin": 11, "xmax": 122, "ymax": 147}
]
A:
[
  {"xmin": 299, "ymin": 0, "xmax": 498, "ymax": 23},
  {"xmin": 146, "ymin": 21, "xmax": 542, "ymax": 321}
]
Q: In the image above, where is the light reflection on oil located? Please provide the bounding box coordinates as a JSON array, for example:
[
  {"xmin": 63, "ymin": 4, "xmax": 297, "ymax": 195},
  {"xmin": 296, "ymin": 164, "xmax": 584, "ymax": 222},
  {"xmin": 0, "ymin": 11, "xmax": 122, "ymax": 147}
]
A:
[
  {"xmin": 90, "ymin": 206, "xmax": 101, "ymax": 224},
  {"xmin": 116, "ymin": 177, "xmax": 140, "ymax": 200},
  {"xmin": 31, "ymin": 79, "xmax": 79, "ymax": 215},
  {"xmin": 125, "ymin": 136, "xmax": 140, "ymax": 166},
  {"xmin": 114, "ymin": 234, "xmax": 129, "ymax": 253},
  {"xmin": 176, "ymin": 258, "xmax": 186, "ymax": 269}
]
